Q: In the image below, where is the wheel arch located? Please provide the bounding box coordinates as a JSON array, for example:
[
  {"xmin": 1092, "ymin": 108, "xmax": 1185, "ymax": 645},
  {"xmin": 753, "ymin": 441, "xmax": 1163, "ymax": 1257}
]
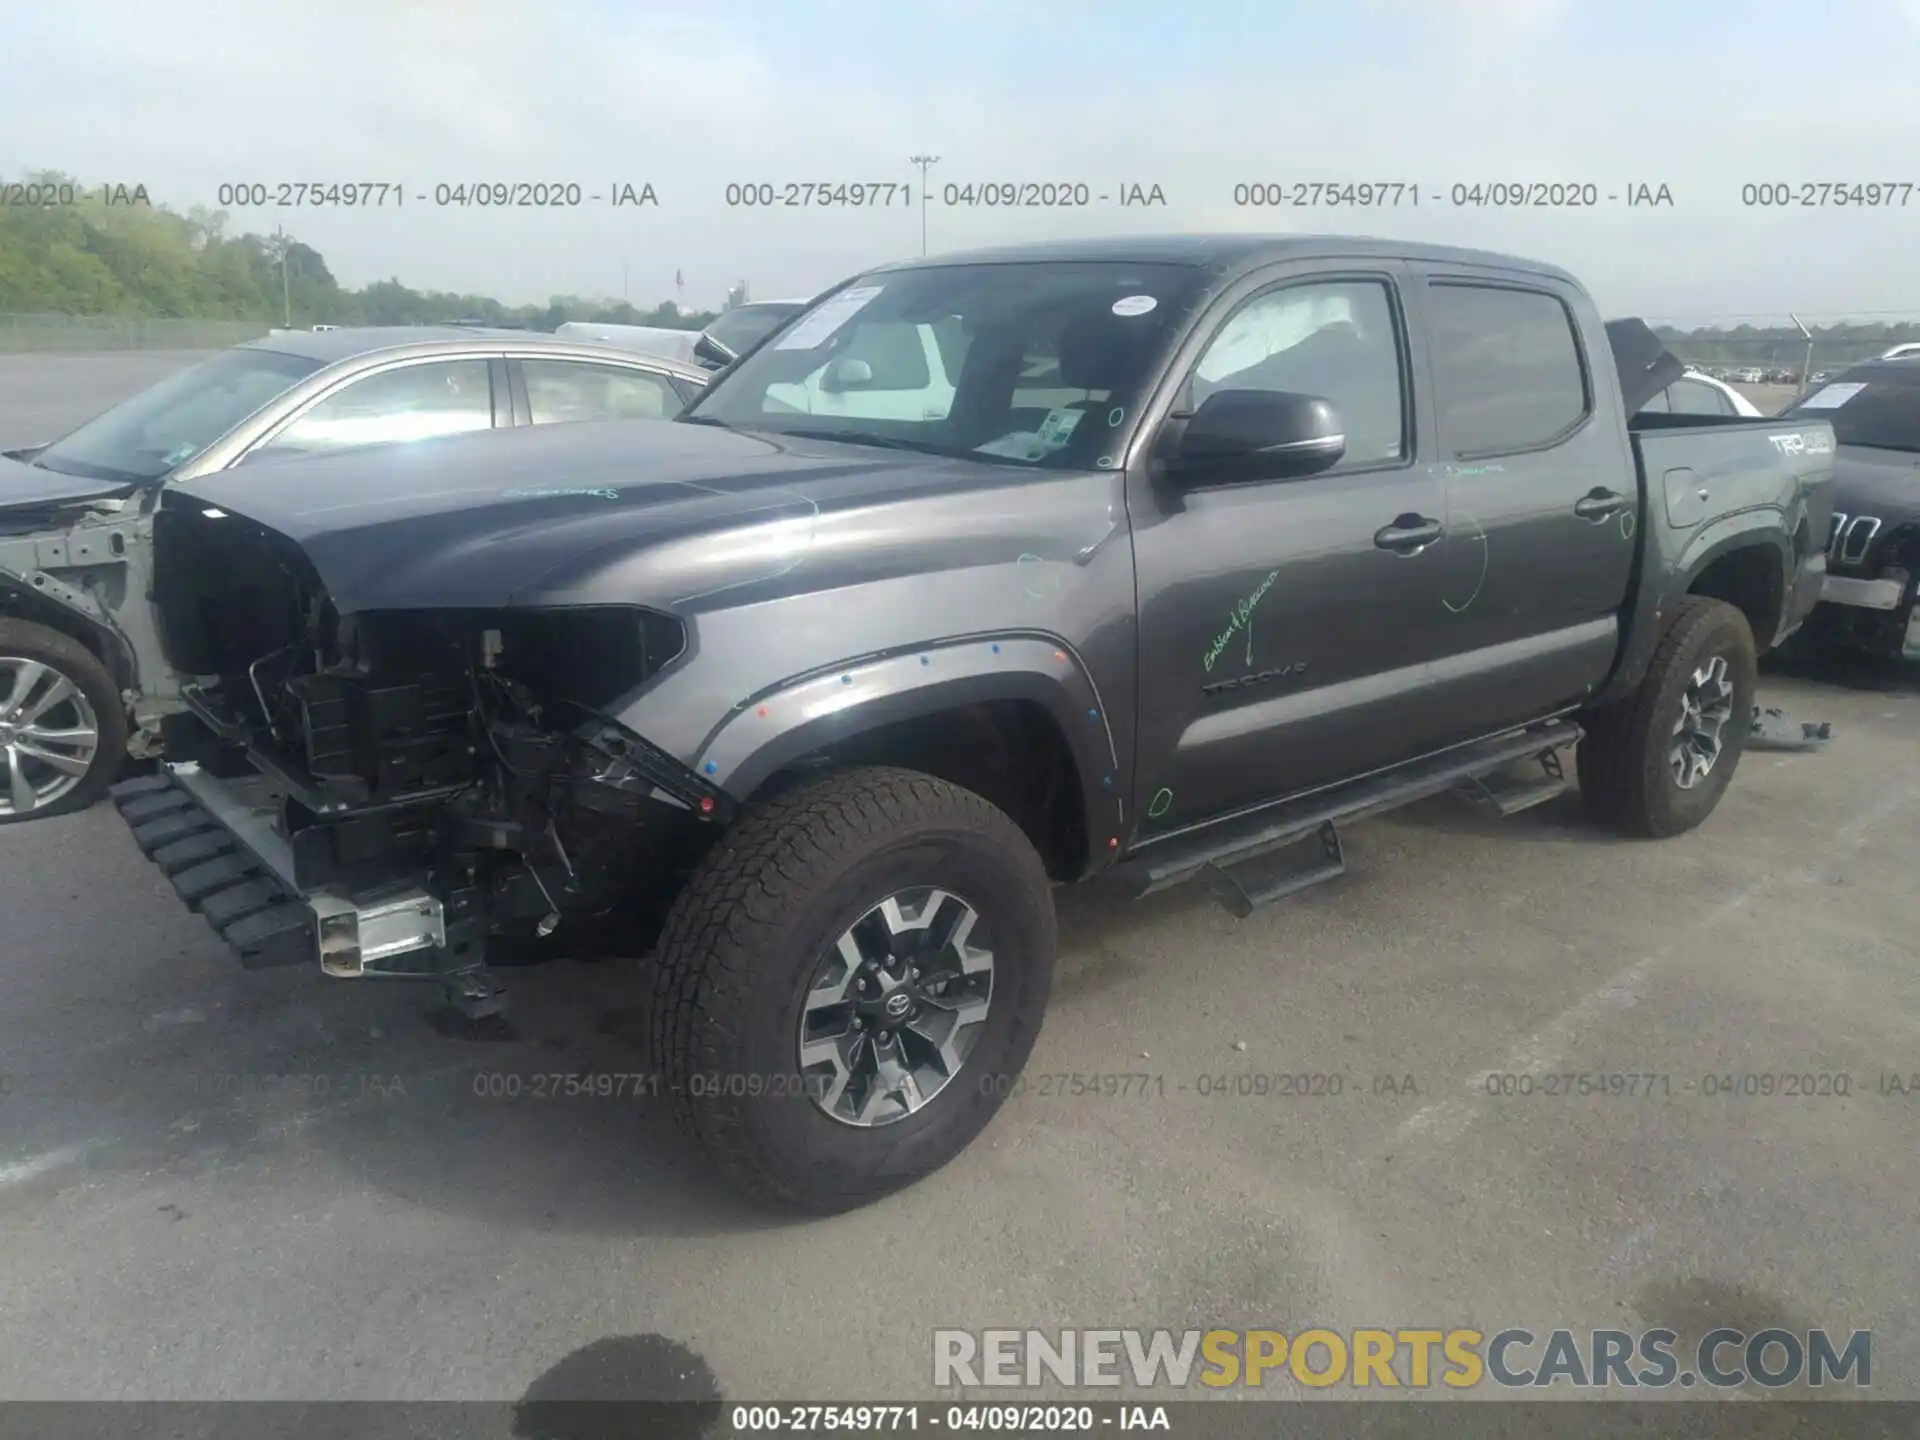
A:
[
  {"xmin": 1682, "ymin": 533, "xmax": 1787, "ymax": 653},
  {"xmin": 698, "ymin": 635, "xmax": 1126, "ymax": 881},
  {"xmin": 0, "ymin": 575, "xmax": 134, "ymax": 689},
  {"xmin": 1599, "ymin": 520, "xmax": 1792, "ymax": 705}
]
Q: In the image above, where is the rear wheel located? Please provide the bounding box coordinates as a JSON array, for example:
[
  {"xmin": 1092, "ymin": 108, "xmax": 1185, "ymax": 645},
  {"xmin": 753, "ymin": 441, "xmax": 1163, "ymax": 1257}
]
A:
[
  {"xmin": 1577, "ymin": 596, "xmax": 1756, "ymax": 838},
  {"xmin": 649, "ymin": 765, "xmax": 1056, "ymax": 1212},
  {"xmin": 0, "ymin": 618, "xmax": 126, "ymax": 824}
]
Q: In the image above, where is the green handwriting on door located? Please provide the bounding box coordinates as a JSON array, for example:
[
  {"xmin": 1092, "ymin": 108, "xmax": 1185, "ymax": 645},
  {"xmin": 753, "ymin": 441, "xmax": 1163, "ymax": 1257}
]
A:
[{"xmin": 1203, "ymin": 570, "xmax": 1279, "ymax": 673}]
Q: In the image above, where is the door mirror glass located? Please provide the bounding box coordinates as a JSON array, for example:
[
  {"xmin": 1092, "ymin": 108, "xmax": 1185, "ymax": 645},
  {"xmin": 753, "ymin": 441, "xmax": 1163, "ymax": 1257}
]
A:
[{"xmin": 1171, "ymin": 389, "xmax": 1346, "ymax": 481}]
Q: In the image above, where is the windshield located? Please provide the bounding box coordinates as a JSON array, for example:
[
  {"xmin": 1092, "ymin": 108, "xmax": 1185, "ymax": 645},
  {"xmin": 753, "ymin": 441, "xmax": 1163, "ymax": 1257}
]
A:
[
  {"xmin": 32, "ymin": 347, "xmax": 324, "ymax": 482},
  {"xmin": 704, "ymin": 303, "xmax": 805, "ymax": 356},
  {"xmin": 686, "ymin": 261, "xmax": 1205, "ymax": 468},
  {"xmin": 1788, "ymin": 367, "xmax": 1920, "ymax": 451}
]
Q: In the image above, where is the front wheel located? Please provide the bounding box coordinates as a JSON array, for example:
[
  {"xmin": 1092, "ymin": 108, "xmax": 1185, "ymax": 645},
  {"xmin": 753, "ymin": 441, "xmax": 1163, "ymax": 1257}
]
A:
[
  {"xmin": 0, "ymin": 618, "xmax": 127, "ymax": 824},
  {"xmin": 649, "ymin": 766, "xmax": 1056, "ymax": 1213},
  {"xmin": 1577, "ymin": 596, "xmax": 1756, "ymax": 838}
]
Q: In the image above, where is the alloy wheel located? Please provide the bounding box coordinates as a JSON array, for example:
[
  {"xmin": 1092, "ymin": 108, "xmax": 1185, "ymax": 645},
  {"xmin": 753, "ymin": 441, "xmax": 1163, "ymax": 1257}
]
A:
[
  {"xmin": 1668, "ymin": 654, "xmax": 1735, "ymax": 790},
  {"xmin": 0, "ymin": 656, "xmax": 101, "ymax": 817},
  {"xmin": 797, "ymin": 887, "xmax": 995, "ymax": 1127}
]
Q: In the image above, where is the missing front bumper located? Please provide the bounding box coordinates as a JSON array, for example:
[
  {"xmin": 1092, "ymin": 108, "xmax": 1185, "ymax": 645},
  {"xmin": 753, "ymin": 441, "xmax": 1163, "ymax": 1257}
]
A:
[{"xmin": 108, "ymin": 767, "xmax": 445, "ymax": 974}]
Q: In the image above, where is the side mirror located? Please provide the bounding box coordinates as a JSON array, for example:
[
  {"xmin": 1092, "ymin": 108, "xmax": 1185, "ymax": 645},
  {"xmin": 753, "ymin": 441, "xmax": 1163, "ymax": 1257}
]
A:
[
  {"xmin": 820, "ymin": 357, "xmax": 873, "ymax": 393},
  {"xmin": 1169, "ymin": 389, "xmax": 1346, "ymax": 482},
  {"xmin": 694, "ymin": 332, "xmax": 737, "ymax": 370}
]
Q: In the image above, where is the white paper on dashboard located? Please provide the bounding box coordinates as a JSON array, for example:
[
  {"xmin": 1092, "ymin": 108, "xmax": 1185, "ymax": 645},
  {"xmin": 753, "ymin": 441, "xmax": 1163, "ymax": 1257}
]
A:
[
  {"xmin": 974, "ymin": 431, "xmax": 1050, "ymax": 461},
  {"xmin": 1794, "ymin": 383, "xmax": 1867, "ymax": 409},
  {"xmin": 774, "ymin": 286, "xmax": 886, "ymax": 350}
]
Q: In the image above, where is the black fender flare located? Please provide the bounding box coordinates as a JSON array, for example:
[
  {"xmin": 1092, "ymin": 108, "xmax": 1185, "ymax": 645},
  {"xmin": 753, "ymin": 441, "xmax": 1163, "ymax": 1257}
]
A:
[
  {"xmin": 691, "ymin": 632, "xmax": 1128, "ymax": 860},
  {"xmin": 1598, "ymin": 517, "xmax": 1793, "ymax": 706}
]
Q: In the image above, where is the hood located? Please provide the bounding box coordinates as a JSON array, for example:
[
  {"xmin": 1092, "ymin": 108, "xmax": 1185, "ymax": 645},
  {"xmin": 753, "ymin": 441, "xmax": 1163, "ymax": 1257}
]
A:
[
  {"xmin": 168, "ymin": 418, "xmax": 1028, "ymax": 614},
  {"xmin": 1604, "ymin": 318, "xmax": 1687, "ymax": 416},
  {"xmin": 1830, "ymin": 444, "xmax": 1920, "ymax": 524},
  {"xmin": 0, "ymin": 451, "xmax": 138, "ymax": 512}
]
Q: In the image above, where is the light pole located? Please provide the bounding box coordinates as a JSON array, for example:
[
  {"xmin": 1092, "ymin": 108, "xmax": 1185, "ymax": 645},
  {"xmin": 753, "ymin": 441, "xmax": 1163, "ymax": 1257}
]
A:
[{"xmin": 909, "ymin": 155, "xmax": 940, "ymax": 256}]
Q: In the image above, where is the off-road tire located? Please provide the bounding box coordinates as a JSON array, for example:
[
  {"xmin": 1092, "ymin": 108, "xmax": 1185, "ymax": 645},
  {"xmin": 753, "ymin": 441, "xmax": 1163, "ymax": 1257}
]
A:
[
  {"xmin": 648, "ymin": 766, "xmax": 1057, "ymax": 1213},
  {"xmin": 0, "ymin": 617, "xmax": 127, "ymax": 825},
  {"xmin": 1577, "ymin": 596, "xmax": 1756, "ymax": 838}
]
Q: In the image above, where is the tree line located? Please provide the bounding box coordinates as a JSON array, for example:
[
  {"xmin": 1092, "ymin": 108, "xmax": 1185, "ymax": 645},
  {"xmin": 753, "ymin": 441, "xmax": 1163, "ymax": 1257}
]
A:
[
  {"xmin": 6, "ymin": 170, "xmax": 1919, "ymax": 363},
  {"xmin": 0, "ymin": 170, "xmax": 717, "ymax": 331},
  {"xmin": 1654, "ymin": 321, "xmax": 1920, "ymax": 370}
]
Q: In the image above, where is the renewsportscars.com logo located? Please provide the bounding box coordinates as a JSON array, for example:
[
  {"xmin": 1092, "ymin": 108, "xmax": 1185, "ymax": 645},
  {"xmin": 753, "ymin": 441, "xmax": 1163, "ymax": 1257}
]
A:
[{"xmin": 933, "ymin": 1327, "xmax": 1871, "ymax": 1391}]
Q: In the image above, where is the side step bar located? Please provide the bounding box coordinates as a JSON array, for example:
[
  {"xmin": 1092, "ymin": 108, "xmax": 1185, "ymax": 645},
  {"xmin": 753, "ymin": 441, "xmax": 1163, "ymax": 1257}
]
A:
[
  {"xmin": 1110, "ymin": 719, "xmax": 1581, "ymax": 915},
  {"xmin": 1455, "ymin": 746, "xmax": 1571, "ymax": 817},
  {"xmin": 1201, "ymin": 821, "xmax": 1346, "ymax": 920}
]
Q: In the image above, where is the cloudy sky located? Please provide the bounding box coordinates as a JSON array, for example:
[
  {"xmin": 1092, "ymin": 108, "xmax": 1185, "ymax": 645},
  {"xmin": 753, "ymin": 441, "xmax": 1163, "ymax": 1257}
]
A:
[{"xmin": 5, "ymin": 0, "xmax": 1920, "ymax": 322}]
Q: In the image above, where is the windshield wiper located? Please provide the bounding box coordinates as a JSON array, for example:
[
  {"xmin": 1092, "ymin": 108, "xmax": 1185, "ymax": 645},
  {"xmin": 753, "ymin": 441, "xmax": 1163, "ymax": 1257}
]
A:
[
  {"xmin": 773, "ymin": 427, "xmax": 955, "ymax": 457},
  {"xmin": 676, "ymin": 414, "xmax": 735, "ymax": 429},
  {"xmin": 26, "ymin": 452, "xmax": 151, "ymax": 483}
]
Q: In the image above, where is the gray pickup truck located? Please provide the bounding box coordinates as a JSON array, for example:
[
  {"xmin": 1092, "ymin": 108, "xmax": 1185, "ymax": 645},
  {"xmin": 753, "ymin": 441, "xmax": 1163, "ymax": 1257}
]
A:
[{"xmin": 100, "ymin": 236, "xmax": 1832, "ymax": 1212}]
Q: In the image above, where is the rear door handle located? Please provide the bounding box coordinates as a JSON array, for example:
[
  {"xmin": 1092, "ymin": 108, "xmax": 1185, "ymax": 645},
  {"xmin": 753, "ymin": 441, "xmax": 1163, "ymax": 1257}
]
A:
[
  {"xmin": 1373, "ymin": 515, "xmax": 1444, "ymax": 554},
  {"xmin": 1574, "ymin": 488, "xmax": 1630, "ymax": 522}
]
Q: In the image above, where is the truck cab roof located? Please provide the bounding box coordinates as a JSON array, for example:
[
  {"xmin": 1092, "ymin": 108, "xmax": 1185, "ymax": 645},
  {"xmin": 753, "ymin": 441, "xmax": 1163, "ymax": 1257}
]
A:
[{"xmin": 870, "ymin": 233, "xmax": 1580, "ymax": 288}]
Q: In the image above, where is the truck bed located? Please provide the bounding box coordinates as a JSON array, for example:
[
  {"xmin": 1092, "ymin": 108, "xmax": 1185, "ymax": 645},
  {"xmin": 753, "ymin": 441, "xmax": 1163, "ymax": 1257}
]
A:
[{"xmin": 1592, "ymin": 410, "xmax": 1835, "ymax": 709}]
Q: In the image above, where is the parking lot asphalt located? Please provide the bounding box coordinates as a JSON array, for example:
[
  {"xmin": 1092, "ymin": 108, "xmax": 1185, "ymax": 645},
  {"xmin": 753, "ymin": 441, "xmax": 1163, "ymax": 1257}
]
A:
[
  {"xmin": 0, "ymin": 355, "xmax": 1915, "ymax": 1413},
  {"xmin": 0, "ymin": 350, "xmax": 216, "ymax": 448}
]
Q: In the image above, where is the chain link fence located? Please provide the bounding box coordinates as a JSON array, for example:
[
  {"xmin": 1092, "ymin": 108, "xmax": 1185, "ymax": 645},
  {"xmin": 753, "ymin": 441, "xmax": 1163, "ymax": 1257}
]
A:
[{"xmin": 0, "ymin": 313, "xmax": 273, "ymax": 353}]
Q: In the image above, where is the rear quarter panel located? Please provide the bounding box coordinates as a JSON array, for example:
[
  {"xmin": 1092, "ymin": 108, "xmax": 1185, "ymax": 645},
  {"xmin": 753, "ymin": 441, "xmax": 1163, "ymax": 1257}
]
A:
[{"xmin": 1597, "ymin": 416, "xmax": 1834, "ymax": 702}]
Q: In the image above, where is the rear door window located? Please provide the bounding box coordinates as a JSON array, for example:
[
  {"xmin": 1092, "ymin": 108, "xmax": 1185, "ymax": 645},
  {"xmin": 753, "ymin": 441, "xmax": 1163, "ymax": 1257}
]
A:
[
  {"xmin": 1426, "ymin": 284, "xmax": 1590, "ymax": 456},
  {"xmin": 521, "ymin": 360, "xmax": 682, "ymax": 424}
]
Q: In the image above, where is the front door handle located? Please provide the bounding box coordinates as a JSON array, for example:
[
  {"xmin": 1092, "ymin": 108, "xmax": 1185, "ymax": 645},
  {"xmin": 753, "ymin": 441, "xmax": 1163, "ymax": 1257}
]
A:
[
  {"xmin": 1374, "ymin": 514, "xmax": 1444, "ymax": 554},
  {"xmin": 1574, "ymin": 488, "xmax": 1630, "ymax": 522}
]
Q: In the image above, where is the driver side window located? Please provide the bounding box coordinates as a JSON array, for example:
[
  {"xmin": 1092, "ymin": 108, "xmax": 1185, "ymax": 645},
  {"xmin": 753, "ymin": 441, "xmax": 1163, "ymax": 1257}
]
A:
[
  {"xmin": 1188, "ymin": 280, "xmax": 1407, "ymax": 467},
  {"xmin": 257, "ymin": 360, "xmax": 494, "ymax": 457}
]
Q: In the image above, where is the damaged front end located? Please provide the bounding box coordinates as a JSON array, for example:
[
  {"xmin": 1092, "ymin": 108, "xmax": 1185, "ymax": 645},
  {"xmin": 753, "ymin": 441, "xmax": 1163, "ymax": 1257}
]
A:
[{"xmin": 113, "ymin": 505, "xmax": 728, "ymax": 1016}]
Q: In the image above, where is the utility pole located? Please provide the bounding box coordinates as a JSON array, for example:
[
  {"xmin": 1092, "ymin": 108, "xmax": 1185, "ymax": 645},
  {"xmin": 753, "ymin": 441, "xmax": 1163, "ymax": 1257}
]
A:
[
  {"xmin": 1789, "ymin": 312, "xmax": 1813, "ymax": 387},
  {"xmin": 909, "ymin": 155, "xmax": 940, "ymax": 256},
  {"xmin": 272, "ymin": 226, "xmax": 291, "ymax": 326}
]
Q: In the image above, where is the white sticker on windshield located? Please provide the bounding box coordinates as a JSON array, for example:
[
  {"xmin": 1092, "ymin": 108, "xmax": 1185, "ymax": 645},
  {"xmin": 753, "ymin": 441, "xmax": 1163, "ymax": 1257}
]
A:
[
  {"xmin": 1111, "ymin": 294, "xmax": 1158, "ymax": 317},
  {"xmin": 1036, "ymin": 407, "xmax": 1084, "ymax": 447},
  {"xmin": 774, "ymin": 285, "xmax": 885, "ymax": 350},
  {"xmin": 1796, "ymin": 382, "xmax": 1867, "ymax": 409}
]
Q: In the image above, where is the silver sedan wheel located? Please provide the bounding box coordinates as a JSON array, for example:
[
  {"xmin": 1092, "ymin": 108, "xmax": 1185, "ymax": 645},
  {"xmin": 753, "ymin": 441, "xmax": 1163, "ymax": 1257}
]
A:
[
  {"xmin": 0, "ymin": 656, "xmax": 101, "ymax": 817},
  {"xmin": 1668, "ymin": 654, "xmax": 1735, "ymax": 790},
  {"xmin": 797, "ymin": 887, "xmax": 995, "ymax": 1128}
]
